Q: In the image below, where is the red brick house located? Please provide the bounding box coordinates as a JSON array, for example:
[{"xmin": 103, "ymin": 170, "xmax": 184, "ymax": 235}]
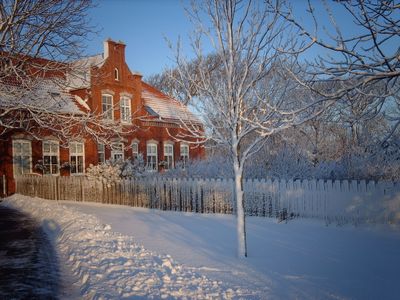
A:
[{"xmin": 0, "ymin": 39, "xmax": 204, "ymax": 195}]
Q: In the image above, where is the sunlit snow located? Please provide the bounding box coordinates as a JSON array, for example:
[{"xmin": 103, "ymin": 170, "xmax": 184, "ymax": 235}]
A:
[{"xmin": 2, "ymin": 195, "xmax": 400, "ymax": 299}]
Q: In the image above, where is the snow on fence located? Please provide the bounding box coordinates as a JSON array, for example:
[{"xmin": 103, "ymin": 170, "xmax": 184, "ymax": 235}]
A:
[{"xmin": 15, "ymin": 176, "xmax": 400, "ymax": 224}]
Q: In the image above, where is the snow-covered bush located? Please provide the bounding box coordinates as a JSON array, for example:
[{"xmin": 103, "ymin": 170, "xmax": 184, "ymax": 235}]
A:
[
  {"xmin": 120, "ymin": 154, "xmax": 147, "ymax": 178},
  {"xmin": 86, "ymin": 154, "xmax": 147, "ymax": 186},
  {"xmin": 86, "ymin": 161, "xmax": 122, "ymax": 187}
]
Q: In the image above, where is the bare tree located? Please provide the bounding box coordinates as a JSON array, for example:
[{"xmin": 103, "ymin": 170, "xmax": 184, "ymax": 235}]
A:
[
  {"xmin": 172, "ymin": 0, "xmax": 326, "ymax": 257},
  {"xmin": 267, "ymin": 0, "xmax": 400, "ymax": 137},
  {"xmin": 0, "ymin": 0, "xmax": 95, "ymax": 80},
  {"xmin": 146, "ymin": 53, "xmax": 222, "ymax": 105},
  {"xmin": 0, "ymin": 0, "xmax": 132, "ymax": 145}
]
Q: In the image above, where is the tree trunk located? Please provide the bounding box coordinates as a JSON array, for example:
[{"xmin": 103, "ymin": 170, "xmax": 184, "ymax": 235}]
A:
[{"xmin": 233, "ymin": 157, "xmax": 247, "ymax": 258}]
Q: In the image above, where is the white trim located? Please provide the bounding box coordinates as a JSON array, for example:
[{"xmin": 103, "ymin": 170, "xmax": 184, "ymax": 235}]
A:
[
  {"xmin": 12, "ymin": 133, "xmax": 33, "ymax": 140},
  {"xmin": 101, "ymin": 89, "xmax": 115, "ymax": 95},
  {"xmin": 120, "ymin": 92, "xmax": 133, "ymax": 98},
  {"xmin": 111, "ymin": 137, "xmax": 128, "ymax": 143},
  {"xmin": 146, "ymin": 139, "xmax": 159, "ymax": 145}
]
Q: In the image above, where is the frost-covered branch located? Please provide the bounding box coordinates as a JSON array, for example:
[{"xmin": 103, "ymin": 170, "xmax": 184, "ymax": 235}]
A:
[
  {"xmin": 170, "ymin": 0, "xmax": 330, "ymax": 258},
  {"xmin": 267, "ymin": 0, "xmax": 400, "ymax": 137}
]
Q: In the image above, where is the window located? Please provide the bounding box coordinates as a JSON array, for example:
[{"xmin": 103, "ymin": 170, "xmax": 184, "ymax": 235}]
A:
[
  {"xmin": 43, "ymin": 140, "xmax": 59, "ymax": 175},
  {"xmin": 98, "ymin": 143, "xmax": 105, "ymax": 164},
  {"xmin": 180, "ymin": 144, "xmax": 189, "ymax": 166},
  {"xmin": 12, "ymin": 140, "xmax": 32, "ymax": 176},
  {"xmin": 102, "ymin": 94, "xmax": 113, "ymax": 120},
  {"xmin": 114, "ymin": 68, "xmax": 119, "ymax": 81},
  {"xmin": 120, "ymin": 97, "xmax": 131, "ymax": 123},
  {"xmin": 111, "ymin": 143, "xmax": 124, "ymax": 161},
  {"xmin": 164, "ymin": 143, "xmax": 174, "ymax": 170},
  {"xmin": 70, "ymin": 142, "xmax": 85, "ymax": 175},
  {"xmin": 131, "ymin": 141, "xmax": 139, "ymax": 159},
  {"xmin": 146, "ymin": 143, "xmax": 158, "ymax": 171}
]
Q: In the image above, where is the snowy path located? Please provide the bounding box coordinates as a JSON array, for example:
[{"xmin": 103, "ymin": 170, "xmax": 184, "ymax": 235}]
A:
[
  {"xmin": 3, "ymin": 195, "xmax": 400, "ymax": 299},
  {"xmin": 3, "ymin": 195, "xmax": 251, "ymax": 299},
  {"xmin": 0, "ymin": 206, "xmax": 60, "ymax": 299}
]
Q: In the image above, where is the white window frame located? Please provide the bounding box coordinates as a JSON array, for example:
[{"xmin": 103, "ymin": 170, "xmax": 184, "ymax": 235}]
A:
[
  {"xmin": 42, "ymin": 140, "xmax": 59, "ymax": 175},
  {"xmin": 180, "ymin": 144, "xmax": 189, "ymax": 166},
  {"xmin": 146, "ymin": 142, "xmax": 158, "ymax": 171},
  {"xmin": 98, "ymin": 143, "xmax": 105, "ymax": 164},
  {"xmin": 163, "ymin": 143, "xmax": 174, "ymax": 170},
  {"xmin": 69, "ymin": 141, "xmax": 85, "ymax": 175},
  {"xmin": 131, "ymin": 141, "xmax": 139, "ymax": 159},
  {"xmin": 111, "ymin": 142, "xmax": 124, "ymax": 161},
  {"xmin": 12, "ymin": 139, "xmax": 32, "ymax": 177},
  {"xmin": 120, "ymin": 96, "xmax": 131, "ymax": 124},
  {"xmin": 114, "ymin": 68, "xmax": 119, "ymax": 81},
  {"xmin": 102, "ymin": 94, "xmax": 114, "ymax": 120}
]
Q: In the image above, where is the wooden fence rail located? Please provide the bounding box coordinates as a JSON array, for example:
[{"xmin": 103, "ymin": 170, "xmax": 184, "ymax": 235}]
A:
[{"xmin": 15, "ymin": 175, "xmax": 400, "ymax": 224}]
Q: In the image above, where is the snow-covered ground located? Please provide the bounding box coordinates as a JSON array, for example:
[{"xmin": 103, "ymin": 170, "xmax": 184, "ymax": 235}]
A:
[{"xmin": 3, "ymin": 195, "xmax": 400, "ymax": 299}]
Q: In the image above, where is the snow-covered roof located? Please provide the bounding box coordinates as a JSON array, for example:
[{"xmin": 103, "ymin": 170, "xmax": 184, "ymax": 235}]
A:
[
  {"xmin": 66, "ymin": 54, "xmax": 105, "ymax": 90},
  {"xmin": 0, "ymin": 79, "xmax": 83, "ymax": 114},
  {"xmin": 74, "ymin": 95, "xmax": 90, "ymax": 111},
  {"xmin": 141, "ymin": 82, "xmax": 201, "ymax": 124}
]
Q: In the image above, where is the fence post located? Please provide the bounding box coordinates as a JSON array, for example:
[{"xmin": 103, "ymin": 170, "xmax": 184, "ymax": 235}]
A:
[
  {"xmin": 80, "ymin": 177, "xmax": 85, "ymax": 202},
  {"xmin": 2, "ymin": 174, "xmax": 6, "ymax": 196}
]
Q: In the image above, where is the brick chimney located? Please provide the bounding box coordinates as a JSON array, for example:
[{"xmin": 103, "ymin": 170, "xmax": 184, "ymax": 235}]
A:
[{"xmin": 103, "ymin": 39, "xmax": 126, "ymax": 62}]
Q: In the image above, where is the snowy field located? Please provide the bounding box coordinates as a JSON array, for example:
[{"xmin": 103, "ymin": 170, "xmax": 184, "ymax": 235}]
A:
[{"xmin": 2, "ymin": 194, "xmax": 400, "ymax": 299}]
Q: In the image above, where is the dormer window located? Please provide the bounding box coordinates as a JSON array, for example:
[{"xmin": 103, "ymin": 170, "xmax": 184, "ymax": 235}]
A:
[{"xmin": 114, "ymin": 68, "xmax": 119, "ymax": 81}]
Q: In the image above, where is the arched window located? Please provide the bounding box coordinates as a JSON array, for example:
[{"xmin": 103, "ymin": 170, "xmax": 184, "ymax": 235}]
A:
[{"xmin": 114, "ymin": 68, "xmax": 119, "ymax": 81}]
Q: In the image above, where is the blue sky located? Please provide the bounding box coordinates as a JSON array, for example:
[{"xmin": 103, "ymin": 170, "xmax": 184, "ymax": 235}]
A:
[
  {"xmin": 85, "ymin": 0, "xmax": 398, "ymax": 79},
  {"xmin": 86, "ymin": 0, "xmax": 192, "ymax": 79},
  {"xmin": 85, "ymin": 0, "xmax": 355, "ymax": 78}
]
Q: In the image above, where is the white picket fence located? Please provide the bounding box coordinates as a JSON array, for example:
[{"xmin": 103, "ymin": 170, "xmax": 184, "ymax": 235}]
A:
[{"xmin": 15, "ymin": 175, "xmax": 400, "ymax": 224}]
